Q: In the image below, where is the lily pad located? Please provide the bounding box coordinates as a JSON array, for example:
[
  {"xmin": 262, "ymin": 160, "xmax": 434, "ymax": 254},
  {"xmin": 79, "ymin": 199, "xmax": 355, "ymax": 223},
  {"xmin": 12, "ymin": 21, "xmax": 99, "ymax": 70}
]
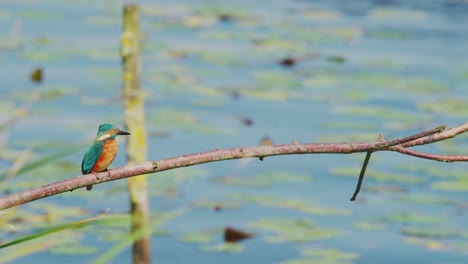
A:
[
  {"xmin": 50, "ymin": 242, "xmax": 98, "ymax": 255},
  {"xmin": 286, "ymin": 247, "xmax": 360, "ymax": 264},
  {"xmin": 235, "ymin": 194, "xmax": 351, "ymax": 216},
  {"xmin": 179, "ymin": 229, "xmax": 220, "ymax": 244},
  {"xmin": 379, "ymin": 212, "xmax": 446, "ymax": 224},
  {"xmin": 243, "ymin": 88, "xmax": 290, "ymax": 101},
  {"xmin": 332, "ymin": 104, "xmax": 424, "ymax": 122},
  {"xmin": 215, "ymin": 172, "xmax": 310, "ymax": 187},
  {"xmin": 350, "ymin": 73, "xmax": 449, "ymax": 93},
  {"xmin": 417, "ymin": 97, "xmax": 468, "ymax": 117},
  {"xmin": 201, "ymin": 242, "xmax": 244, "ymax": 253},
  {"xmin": 352, "ymin": 221, "xmax": 388, "ymax": 231},
  {"xmin": 400, "ymin": 226, "xmax": 458, "ymax": 239},
  {"xmin": 321, "ymin": 121, "xmax": 377, "ymax": 131},
  {"xmin": 148, "ymin": 107, "xmax": 235, "ymax": 135},
  {"xmin": 249, "ymin": 218, "xmax": 339, "ymax": 243},
  {"xmin": 253, "ymin": 71, "xmax": 302, "ymax": 90},
  {"xmin": 405, "ymin": 237, "xmax": 449, "ymax": 252},
  {"xmin": 331, "ymin": 168, "xmax": 424, "ymax": 184},
  {"xmin": 191, "ymin": 199, "xmax": 242, "ymax": 211},
  {"xmin": 20, "ymin": 51, "xmax": 69, "ymax": 62},
  {"xmin": 29, "ymin": 203, "xmax": 89, "ymax": 223},
  {"xmin": 316, "ymin": 132, "xmax": 382, "ymax": 143},
  {"xmin": 147, "ymin": 167, "xmax": 210, "ymax": 197},
  {"xmin": 196, "ymin": 50, "xmax": 244, "ymax": 66},
  {"xmin": 18, "ymin": 11, "xmax": 64, "ymax": 20},
  {"xmin": 431, "ymin": 178, "xmax": 468, "ymax": 192},
  {"xmin": 368, "ymin": 8, "xmax": 428, "ymax": 21},
  {"xmin": 399, "ymin": 194, "xmax": 453, "ymax": 206},
  {"xmin": 84, "ymin": 16, "xmax": 121, "ymax": 26},
  {"xmin": 395, "ymin": 163, "xmax": 465, "ymax": 179}
]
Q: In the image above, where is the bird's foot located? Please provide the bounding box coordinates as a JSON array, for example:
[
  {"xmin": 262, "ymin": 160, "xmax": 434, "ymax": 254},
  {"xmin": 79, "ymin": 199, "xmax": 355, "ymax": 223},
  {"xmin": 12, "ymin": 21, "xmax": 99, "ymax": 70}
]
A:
[{"xmin": 86, "ymin": 172, "xmax": 100, "ymax": 191}]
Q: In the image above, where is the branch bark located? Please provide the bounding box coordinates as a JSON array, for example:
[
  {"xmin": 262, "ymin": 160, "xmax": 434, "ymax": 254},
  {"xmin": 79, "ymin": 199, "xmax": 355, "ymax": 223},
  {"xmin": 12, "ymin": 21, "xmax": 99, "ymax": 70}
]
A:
[{"xmin": 0, "ymin": 122, "xmax": 467, "ymax": 211}]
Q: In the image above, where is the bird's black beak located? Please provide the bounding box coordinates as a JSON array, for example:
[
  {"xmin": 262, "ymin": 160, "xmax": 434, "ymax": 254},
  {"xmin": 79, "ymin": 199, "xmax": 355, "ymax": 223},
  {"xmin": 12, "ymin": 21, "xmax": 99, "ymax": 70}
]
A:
[{"xmin": 117, "ymin": 130, "xmax": 131, "ymax": 136}]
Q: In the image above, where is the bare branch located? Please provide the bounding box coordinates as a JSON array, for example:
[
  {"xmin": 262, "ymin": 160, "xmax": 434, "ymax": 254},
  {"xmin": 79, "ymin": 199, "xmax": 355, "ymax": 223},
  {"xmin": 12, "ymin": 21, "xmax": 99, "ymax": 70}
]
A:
[{"xmin": 0, "ymin": 123, "xmax": 466, "ymax": 211}]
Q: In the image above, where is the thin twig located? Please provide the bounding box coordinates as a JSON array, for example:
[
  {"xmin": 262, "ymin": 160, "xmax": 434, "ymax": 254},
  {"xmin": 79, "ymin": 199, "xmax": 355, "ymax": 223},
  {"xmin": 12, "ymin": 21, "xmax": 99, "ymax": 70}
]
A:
[
  {"xmin": 399, "ymin": 123, "xmax": 468, "ymax": 148},
  {"xmin": 350, "ymin": 152, "xmax": 372, "ymax": 201},
  {"xmin": 390, "ymin": 146, "xmax": 468, "ymax": 162},
  {"xmin": 370, "ymin": 125, "xmax": 445, "ymax": 150}
]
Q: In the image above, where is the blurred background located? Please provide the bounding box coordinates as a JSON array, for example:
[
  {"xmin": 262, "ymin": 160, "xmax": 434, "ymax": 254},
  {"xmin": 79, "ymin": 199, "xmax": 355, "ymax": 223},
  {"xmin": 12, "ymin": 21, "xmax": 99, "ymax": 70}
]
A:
[{"xmin": 1, "ymin": 0, "xmax": 467, "ymax": 263}]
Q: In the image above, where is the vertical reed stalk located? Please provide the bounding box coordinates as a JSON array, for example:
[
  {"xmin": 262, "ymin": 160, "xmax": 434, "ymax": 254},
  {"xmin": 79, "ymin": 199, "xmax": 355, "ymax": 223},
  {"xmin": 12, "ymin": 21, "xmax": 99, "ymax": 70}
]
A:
[{"xmin": 121, "ymin": 4, "xmax": 151, "ymax": 264}]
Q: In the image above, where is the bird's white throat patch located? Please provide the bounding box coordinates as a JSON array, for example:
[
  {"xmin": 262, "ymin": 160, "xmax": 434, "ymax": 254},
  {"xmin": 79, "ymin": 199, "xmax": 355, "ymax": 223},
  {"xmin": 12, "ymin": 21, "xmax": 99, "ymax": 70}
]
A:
[{"xmin": 96, "ymin": 133, "xmax": 112, "ymax": 141}]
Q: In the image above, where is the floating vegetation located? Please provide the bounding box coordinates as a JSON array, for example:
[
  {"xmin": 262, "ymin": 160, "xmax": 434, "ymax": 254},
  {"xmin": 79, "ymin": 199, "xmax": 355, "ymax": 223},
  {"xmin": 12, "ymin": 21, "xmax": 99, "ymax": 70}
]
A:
[
  {"xmin": 179, "ymin": 229, "xmax": 220, "ymax": 244},
  {"xmin": 20, "ymin": 51, "xmax": 69, "ymax": 62},
  {"xmin": 326, "ymin": 55, "xmax": 345, "ymax": 64},
  {"xmin": 148, "ymin": 107, "xmax": 236, "ymax": 135},
  {"xmin": 216, "ymin": 172, "xmax": 311, "ymax": 187},
  {"xmin": 332, "ymin": 104, "xmax": 426, "ymax": 122},
  {"xmin": 249, "ymin": 218, "xmax": 339, "ymax": 243},
  {"xmin": 400, "ymin": 226, "xmax": 458, "ymax": 239},
  {"xmin": 431, "ymin": 178, "xmax": 468, "ymax": 192},
  {"xmin": 0, "ymin": 145, "xmax": 82, "ymax": 182},
  {"xmin": 301, "ymin": 9, "xmax": 341, "ymax": 20},
  {"xmin": 201, "ymin": 242, "xmax": 244, "ymax": 253},
  {"xmin": 350, "ymin": 73, "xmax": 449, "ymax": 93},
  {"xmin": 147, "ymin": 167, "xmax": 210, "ymax": 197},
  {"xmin": 352, "ymin": 221, "xmax": 388, "ymax": 231},
  {"xmin": 379, "ymin": 212, "xmax": 446, "ymax": 224},
  {"xmin": 84, "ymin": 16, "xmax": 121, "ymax": 26},
  {"xmin": 50, "ymin": 242, "xmax": 98, "ymax": 255},
  {"xmin": 395, "ymin": 163, "xmax": 465, "ymax": 179},
  {"xmin": 368, "ymin": 8, "xmax": 429, "ymax": 21},
  {"xmin": 235, "ymin": 194, "xmax": 351, "ymax": 216},
  {"xmin": 29, "ymin": 202, "xmax": 89, "ymax": 222},
  {"xmin": 404, "ymin": 237, "xmax": 451, "ymax": 252},
  {"xmin": 10, "ymin": 86, "xmax": 79, "ymax": 102},
  {"xmin": 281, "ymin": 247, "xmax": 359, "ymax": 264},
  {"xmin": 195, "ymin": 50, "xmax": 245, "ymax": 66},
  {"xmin": 242, "ymin": 88, "xmax": 291, "ymax": 101},
  {"xmin": 316, "ymin": 132, "xmax": 382, "ymax": 143},
  {"xmin": 253, "ymin": 71, "xmax": 302, "ymax": 90},
  {"xmin": 191, "ymin": 199, "xmax": 242, "ymax": 211},
  {"xmin": 399, "ymin": 194, "xmax": 453, "ymax": 206},
  {"xmin": 417, "ymin": 97, "xmax": 468, "ymax": 117},
  {"xmin": 331, "ymin": 168, "xmax": 425, "ymax": 184}
]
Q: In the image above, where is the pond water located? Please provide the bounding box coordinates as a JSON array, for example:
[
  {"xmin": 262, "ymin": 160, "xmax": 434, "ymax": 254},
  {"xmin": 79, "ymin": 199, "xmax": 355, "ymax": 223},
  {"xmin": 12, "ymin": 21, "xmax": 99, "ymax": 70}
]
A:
[{"xmin": 1, "ymin": 0, "xmax": 468, "ymax": 263}]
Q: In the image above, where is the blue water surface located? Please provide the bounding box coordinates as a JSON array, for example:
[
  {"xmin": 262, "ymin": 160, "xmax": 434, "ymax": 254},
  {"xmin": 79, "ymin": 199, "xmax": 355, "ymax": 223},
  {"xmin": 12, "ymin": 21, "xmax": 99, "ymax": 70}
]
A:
[{"xmin": 1, "ymin": 0, "xmax": 467, "ymax": 263}]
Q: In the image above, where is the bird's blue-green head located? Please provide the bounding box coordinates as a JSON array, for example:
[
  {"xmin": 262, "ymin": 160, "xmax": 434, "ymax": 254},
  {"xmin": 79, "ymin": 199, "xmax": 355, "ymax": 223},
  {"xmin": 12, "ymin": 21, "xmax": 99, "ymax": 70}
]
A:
[{"xmin": 94, "ymin": 123, "xmax": 130, "ymax": 142}]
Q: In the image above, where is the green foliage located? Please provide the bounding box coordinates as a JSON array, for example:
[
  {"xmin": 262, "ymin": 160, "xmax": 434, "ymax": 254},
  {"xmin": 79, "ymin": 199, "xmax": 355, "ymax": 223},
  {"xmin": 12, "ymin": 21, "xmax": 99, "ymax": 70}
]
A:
[{"xmin": 0, "ymin": 216, "xmax": 99, "ymax": 249}]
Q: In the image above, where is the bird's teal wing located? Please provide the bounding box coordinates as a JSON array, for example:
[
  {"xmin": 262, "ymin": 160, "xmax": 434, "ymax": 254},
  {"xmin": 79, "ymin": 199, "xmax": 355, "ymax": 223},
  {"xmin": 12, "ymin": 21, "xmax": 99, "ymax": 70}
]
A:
[{"xmin": 81, "ymin": 141, "xmax": 103, "ymax": 174}]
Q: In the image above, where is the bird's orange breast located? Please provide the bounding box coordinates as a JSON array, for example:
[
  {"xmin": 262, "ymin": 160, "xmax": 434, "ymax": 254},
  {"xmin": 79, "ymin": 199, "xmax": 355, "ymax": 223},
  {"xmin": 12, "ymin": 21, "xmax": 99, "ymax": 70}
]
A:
[{"xmin": 91, "ymin": 139, "xmax": 119, "ymax": 172}]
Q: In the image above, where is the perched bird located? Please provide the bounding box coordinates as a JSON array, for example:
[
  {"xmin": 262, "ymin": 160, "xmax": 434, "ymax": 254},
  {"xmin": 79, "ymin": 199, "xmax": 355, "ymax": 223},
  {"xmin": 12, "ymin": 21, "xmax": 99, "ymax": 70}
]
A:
[{"xmin": 81, "ymin": 124, "xmax": 130, "ymax": 191}]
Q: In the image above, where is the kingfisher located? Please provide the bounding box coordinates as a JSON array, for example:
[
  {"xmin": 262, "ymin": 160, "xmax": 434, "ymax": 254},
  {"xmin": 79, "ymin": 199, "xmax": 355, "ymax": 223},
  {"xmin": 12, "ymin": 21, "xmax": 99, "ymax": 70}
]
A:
[{"xmin": 81, "ymin": 123, "xmax": 130, "ymax": 191}]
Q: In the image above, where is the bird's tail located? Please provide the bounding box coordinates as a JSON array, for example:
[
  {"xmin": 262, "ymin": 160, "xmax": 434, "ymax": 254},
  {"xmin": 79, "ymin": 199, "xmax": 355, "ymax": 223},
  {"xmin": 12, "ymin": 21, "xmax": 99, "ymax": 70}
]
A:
[{"xmin": 86, "ymin": 185, "xmax": 93, "ymax": 191}]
